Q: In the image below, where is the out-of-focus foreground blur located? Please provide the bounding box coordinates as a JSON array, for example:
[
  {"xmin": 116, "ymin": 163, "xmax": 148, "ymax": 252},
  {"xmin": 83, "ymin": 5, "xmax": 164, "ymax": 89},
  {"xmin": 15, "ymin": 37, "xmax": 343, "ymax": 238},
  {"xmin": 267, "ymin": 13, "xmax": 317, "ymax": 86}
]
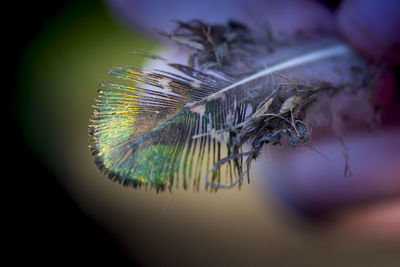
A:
[{"xmin": 13, "ymin": 1, "xmax": 400, "ymax": 266}]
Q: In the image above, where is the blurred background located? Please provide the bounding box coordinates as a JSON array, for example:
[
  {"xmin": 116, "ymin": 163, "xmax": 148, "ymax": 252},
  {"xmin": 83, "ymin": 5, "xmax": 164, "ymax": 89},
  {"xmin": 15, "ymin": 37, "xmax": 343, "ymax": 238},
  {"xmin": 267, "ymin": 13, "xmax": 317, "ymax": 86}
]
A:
[{"xmin": 10, "ymin": 0, "xmax": 400, "ymax": 266}]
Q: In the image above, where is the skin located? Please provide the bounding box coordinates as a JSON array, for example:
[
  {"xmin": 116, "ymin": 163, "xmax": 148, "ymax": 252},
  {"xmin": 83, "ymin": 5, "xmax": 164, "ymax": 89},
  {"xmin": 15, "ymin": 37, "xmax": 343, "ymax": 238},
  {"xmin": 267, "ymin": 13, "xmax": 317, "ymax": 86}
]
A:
[
  {"xmin": 336, "ymin": 0, "xmax": 400, "ymax": 66},
  {"xmin": 107, "ymin": 0, "xmax": 400, "ymax": 239}
]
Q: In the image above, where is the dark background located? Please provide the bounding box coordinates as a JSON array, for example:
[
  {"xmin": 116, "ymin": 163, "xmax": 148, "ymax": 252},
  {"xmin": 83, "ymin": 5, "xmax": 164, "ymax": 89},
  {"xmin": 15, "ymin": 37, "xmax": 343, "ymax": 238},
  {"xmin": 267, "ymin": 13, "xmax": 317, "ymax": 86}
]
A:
[{"xmin": 9, "ymin": 1, "xmax": 135, "ymax": 265}]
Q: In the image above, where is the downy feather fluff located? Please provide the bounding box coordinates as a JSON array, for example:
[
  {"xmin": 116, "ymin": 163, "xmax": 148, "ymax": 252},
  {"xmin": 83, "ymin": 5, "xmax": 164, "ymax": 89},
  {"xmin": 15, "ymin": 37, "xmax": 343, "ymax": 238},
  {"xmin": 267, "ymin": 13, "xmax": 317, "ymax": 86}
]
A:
[{"xmin": 89, "ymin": 20, "xmax": 375, "ymax": 192}]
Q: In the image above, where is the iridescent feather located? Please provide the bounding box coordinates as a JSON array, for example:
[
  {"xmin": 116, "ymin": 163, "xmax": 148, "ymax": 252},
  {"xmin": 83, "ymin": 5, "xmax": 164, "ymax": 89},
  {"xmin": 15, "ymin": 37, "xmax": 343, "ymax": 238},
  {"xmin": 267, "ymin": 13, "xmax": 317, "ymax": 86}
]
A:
[
  {"xmin": 89, "ymin": 20, "xmax": 373, "ymax": 191},
  {"xmin": 90, "ymin": 62, "xmax": 249, "ymax": 191}
]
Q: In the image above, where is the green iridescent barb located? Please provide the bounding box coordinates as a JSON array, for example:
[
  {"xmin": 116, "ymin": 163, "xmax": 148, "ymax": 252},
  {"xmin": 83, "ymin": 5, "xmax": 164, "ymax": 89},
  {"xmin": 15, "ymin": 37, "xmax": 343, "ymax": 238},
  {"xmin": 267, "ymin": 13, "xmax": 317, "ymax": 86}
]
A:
[
  {"xmin": 89, "ymin": 20, "xmax": 368, "ymax": 192},
  {"xmin": 89, "ymin": 63, "xmax": 248, "ymax": 191}
]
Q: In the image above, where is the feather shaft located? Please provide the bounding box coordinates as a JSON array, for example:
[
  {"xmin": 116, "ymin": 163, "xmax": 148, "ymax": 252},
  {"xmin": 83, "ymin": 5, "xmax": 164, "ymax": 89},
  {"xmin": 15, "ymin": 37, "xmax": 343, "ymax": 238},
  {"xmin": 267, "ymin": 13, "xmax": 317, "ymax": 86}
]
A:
[{"xmin": 186, "ymin": 43, "xmax": 351, "ymax": 108}]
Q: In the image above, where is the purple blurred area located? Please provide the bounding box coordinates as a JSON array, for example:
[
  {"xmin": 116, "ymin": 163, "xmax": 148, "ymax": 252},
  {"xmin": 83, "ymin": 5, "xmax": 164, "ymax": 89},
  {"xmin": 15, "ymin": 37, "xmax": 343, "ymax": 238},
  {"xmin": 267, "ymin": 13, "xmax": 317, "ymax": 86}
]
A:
[
  {"xmin": 263, "ymin": 130, "xmax": 400, "ymax": 220},
  {"xmin": 106, "ymin": 0, "xmax": 336, "ymax": 38},
  {"xmin": 107, "ymin": 0, "xmax": 400, "ymax": 65}
]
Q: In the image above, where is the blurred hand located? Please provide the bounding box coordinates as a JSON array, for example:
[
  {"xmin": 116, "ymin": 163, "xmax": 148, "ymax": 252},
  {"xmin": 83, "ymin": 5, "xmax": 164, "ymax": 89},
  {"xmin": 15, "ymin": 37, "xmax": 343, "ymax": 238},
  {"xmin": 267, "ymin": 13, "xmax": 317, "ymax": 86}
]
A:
[{"xmin": 107, "ymin": 0, "xmax": 400, "ymax": 240}]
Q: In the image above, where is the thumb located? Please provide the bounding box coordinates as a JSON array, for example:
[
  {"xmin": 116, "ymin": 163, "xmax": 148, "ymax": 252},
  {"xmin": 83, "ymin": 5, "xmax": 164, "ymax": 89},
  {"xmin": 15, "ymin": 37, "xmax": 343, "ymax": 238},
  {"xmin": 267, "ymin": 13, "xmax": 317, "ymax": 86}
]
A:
[{"xmin": 335, "ymin": 0, "xmax": 400, "ymax": 66}]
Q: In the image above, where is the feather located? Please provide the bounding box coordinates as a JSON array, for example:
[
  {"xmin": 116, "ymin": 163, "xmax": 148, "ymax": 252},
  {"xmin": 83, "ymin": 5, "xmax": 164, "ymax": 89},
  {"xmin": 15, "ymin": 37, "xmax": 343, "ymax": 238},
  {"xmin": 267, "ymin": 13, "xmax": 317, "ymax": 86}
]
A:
[{"xmin": 89, "ymin": 20, "xmax": 374, "ymax": 191}]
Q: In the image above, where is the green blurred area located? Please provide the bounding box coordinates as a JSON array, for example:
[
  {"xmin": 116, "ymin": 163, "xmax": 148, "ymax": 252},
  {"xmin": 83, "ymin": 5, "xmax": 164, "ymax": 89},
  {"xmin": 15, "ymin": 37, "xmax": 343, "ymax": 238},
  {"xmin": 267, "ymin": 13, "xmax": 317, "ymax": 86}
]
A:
[{"xmin": 18, "ymin": 1, "xmax": 156, "ymax": 172}]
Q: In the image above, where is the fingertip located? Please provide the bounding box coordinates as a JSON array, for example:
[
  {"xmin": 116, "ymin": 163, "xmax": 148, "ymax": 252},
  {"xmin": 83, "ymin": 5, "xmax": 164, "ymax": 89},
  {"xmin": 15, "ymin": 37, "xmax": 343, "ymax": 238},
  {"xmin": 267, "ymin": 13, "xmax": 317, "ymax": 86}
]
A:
[
  {"xmin": 261, "ymin": 129, "xmax": 400, "ymax": 220},
  {"xmin": 335, "ymin": 0, "xmax": 400, "ymax": 66},
  {"xmin": 106, "ymin": 0, "xmax": 258, "ymax": 37}
]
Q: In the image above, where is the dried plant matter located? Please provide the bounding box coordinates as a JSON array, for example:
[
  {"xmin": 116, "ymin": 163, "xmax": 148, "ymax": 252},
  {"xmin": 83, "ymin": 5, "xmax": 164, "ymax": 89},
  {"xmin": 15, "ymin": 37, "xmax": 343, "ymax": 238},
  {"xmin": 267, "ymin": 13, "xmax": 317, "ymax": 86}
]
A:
[{"xmin": 89, "ymin": 20, "xmax": 376, "ymax": 192}]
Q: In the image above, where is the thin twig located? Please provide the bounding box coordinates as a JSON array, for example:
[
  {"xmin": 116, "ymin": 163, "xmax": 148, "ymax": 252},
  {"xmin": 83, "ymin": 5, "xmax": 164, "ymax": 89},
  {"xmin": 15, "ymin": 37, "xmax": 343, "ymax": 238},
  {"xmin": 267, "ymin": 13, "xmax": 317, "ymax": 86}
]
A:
[{"xmin": 203, "ymin": 150, "xmax": 255, "ymax": 189}]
